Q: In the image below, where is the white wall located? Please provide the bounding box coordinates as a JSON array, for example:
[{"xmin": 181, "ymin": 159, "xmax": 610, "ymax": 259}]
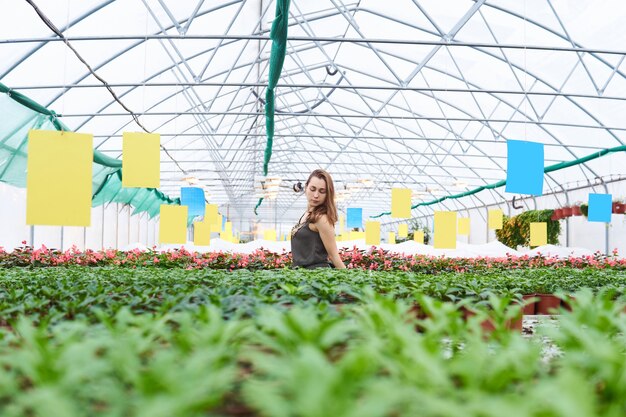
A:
[{"xmin": 0, "ymin": 182, "xmax": 158, "ymax": 251}]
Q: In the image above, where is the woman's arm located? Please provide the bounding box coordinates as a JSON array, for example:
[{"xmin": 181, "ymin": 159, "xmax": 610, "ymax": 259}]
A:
[{"xmin": 315, "ymin": 215, "xmax": 346, "ymax": 269}]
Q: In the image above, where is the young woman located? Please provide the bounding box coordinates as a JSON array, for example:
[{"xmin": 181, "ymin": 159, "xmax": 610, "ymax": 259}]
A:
[{"xmin": 290, "ymin": 169, "xmax": 346, "ymax": 269}]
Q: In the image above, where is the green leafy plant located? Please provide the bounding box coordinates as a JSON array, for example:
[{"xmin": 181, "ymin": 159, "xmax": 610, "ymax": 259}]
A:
[
  {"xmin": 2, "ymin": 269, "xmax": 626, "ymax": 416},
  {"xmin": 403, "ymin": 218, "xmax": 431, "ymax": 244},
  {"xmin": 496, "ymin": 209, "xmax": 561, "ymax": 249},
  {"xmin": 580, "ymin": 203, "xmax": 589, "ymax": 217}
]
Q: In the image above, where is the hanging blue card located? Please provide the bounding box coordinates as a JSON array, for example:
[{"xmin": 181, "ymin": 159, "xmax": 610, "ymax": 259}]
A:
[
  {"xmin": 588, "ymin": 193, "xmax": 612, "ymax": 223},
  {"xmin": 181, "ymin": 187, "xmax": 205, "ymax": 220},
  {"xmin": 346, "ymin": 208, "xmax": 363, "ymax": 229},
  {"xmin": 505, "ymin": 139, "xmax": 544, "ymax": 195}
]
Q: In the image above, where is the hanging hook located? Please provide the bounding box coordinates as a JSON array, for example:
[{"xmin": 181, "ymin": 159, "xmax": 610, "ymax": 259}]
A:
[
  {"xmin": 512, "ymin": 195, "xmax": 523, "ymax": 209},
  {"xmin": 325, "ymin": 64, "xmax": 338, "ymax": 76}
]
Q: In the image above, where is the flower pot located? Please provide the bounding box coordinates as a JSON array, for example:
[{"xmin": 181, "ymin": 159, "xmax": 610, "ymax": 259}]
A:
[
  {"xmin": 562, "ymin": 207, "xmax": 573, "ymax": 217},
  {"xmin": 536, "ymin": 294, "xmax": 561, "ymax": 315},
  {"xmin": 571, "ymin": 205, "xmax": 582, "ymax": 216},
  {"xmin": 522, "ymin": 294, "xmax": 538, "ymax": 315},
  {"xmin": 463, "ymin": 308, "xmax": 523, "ymax": 333},
  {"xmin": 612, "ymin": 202, "xmax": 626, "ymax": 214},
  {"xmin": 550, "ymin": 212, "xmax": 559, "ymax": 221},
  {"xmin": 561, "ymin": 295, "xmax": 576, "ymax": 312},
  {"xmin": 409, "ymin": 304, "xmax": 428, "ymax": 320},
  {"xmin": 554, "ymin": 208, "xmax": 563, "ymax": 220}
]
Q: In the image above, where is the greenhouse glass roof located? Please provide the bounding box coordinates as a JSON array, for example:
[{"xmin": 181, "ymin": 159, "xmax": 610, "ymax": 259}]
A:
[{"xmin": 2, "ymin": 0, "xmax": 626, "ymax": 226}]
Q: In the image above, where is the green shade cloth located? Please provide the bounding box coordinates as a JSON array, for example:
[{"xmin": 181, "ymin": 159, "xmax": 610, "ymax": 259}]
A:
[{"xmin": 0, "ymin": 82, "xmax": 179, "ymax": 219}]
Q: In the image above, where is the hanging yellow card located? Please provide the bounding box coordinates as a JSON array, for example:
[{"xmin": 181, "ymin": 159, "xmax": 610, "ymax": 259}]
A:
[
  {"xmin": 159, "ymin": 205, "xmax": 187, "ymax": 244},
  {"xmin": 398, "ymin": 223, "xmax": 408, "ymax": 238},
  {"xmin": 205, "ymin": 204, "xmax": 219, "ymax": 227},
  {"xmin": 414, "ymin": 230, "xmax": 424, "ymax": 244},
  {"xmin": 350, "ymin": 231, "xmax": 365, "ymax": 240},
  {"xmin": 530, "ymin": 222, "xmax": 547, "ymax": 247},
  {"xmin": 391, "ymin": 188, "xmax": 412, "ymax": 218},
  {"xmin": 122, "ymin": 132, "xmax": 160, "ymax": 188},
  {"xmin": 225, "ymin": 221, "xmax": 233, "ymax": 234},
  {"xmin": 193, "ymin": 221, "xmax": 211, "ymax": 246},
  {"xmin": 388, "ymin": 232, "xmax": 396, "ymax": 244},
  {"xmin": 264, "ymin": 229, "xmax": 277, "ymax": 241},
  {"xmin": 339, "ymin": 215, "xmax": 345, "ymax": 233},
  {"xmin": 458, "ymin": 218, "xmax": 470, "ymax": 236},
  {"xmin": 26, "ymin": 130, "xmax": 94, "ymax": 226},
  {"xmin": 434, "ymin": 211, "xmax": 457, "ymax": 249},
  {"xmin": 365, "ymin": 221, "xmax": 380, "ymax": 245},
  {"xmin": 220, "ymin": 231, "xmax": 232, "ymax": 242},
  {"xmin": 488, "ymin": 209, "xmax": 503, "ymax": 230}
]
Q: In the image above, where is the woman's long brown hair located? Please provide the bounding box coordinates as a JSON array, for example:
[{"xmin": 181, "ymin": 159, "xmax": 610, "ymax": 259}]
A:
[{"xmin": 306, "ymin": 169, "xmax": 338, "ymax": 226}]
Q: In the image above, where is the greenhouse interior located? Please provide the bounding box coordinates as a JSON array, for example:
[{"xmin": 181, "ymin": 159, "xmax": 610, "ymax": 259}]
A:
[{"xmin": 2, "ymin": 1, "xmax": 626, "ymax": 416}]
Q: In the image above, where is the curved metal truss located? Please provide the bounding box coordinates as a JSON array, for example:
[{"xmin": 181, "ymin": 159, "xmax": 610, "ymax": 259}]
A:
[{"xmin": 2, "ymin": 0, "xmax": 626, "ymax": 229}]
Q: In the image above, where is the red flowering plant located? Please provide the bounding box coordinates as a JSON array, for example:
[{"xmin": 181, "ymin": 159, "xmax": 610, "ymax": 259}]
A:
[{"xmin": 1, "ymin": 242, "xmax": 624, "ymax": 272}]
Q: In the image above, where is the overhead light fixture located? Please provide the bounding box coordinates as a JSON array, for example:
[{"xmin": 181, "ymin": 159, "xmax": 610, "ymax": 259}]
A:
[
  {"xmin": 335, "ymin": 189, "xmax": 351, "ymax": 202},
  {"xmin": 357, "ymin": 178, "xmax": 374, "ymax": 187},
  {"xmin": 426, "ymin": 187, "xmax": 445, "ymax": 195},
  {"xmin": 181, "ymin": 176, "xmax": 199, "ymax": 185},
  {"xmin": 264, "ymin": 176, "xmax": 282, "ymax": 185}
]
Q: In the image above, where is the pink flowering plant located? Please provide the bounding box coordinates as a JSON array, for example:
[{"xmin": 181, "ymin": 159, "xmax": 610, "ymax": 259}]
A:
[{"xmin": 0, "ymin": 242, "xmax": 624, "ymax": 272}]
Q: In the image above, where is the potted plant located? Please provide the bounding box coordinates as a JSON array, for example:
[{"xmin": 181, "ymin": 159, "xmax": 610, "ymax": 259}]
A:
[
  {"xmin": 554, "ymin": 208, "xmax": 564, "ymax": 220},
  {"xmin": 571, "ymin": 203, "xmax": 582, "ymax": 216},
  {"xmin": 612, "ymin": 200, "xmax": 626, "ymax": 214},
  {"xmin": 496, "ymin": 210, "xmax": 561, "ymax": 249},
  {"xmin": 531, "ymin": 283, "xmax": 562, "ymax": 315},
  {"xmin": 462, "ymin": 294, "xmax": 524, "ymax": 333},
  {"xmin": 521, "ymin": 294, "xmax": 538, "ymax": 315},
  {"xmin": 580, "ymin": 203, "xmax": 589, "ymax": 217},
  {"xmin": 562, "ymin": 206, "xmax": 573, "ymax": 217}
]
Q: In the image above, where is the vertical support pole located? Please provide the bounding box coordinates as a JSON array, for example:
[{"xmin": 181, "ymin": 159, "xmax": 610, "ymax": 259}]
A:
[
  {"xmin": 115, "ymin": 203, "xmax": 119, "ymax": 250},
  {"xmin": 101, "ymin": 204, "xmax": 105, "ymax": 250},
  {"xmin": 485, "ymin": 207, "xmax": 489, "ymax": 243}
]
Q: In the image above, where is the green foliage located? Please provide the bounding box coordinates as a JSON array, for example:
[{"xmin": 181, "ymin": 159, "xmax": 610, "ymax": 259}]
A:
[
  {"xmin": 581, "ymin": 203, "xmax": 589, "ymax": 217},
  {"xmin": 2, "ymin": 280, "xmax": 626, "ymax": 416},
  {"xmin": 0, "ymin": 267, "xmax": 625, "ymax": 325},
  {"xmin": 496, "ymin": 209, "xmax": 561, "ymax": 249}
]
